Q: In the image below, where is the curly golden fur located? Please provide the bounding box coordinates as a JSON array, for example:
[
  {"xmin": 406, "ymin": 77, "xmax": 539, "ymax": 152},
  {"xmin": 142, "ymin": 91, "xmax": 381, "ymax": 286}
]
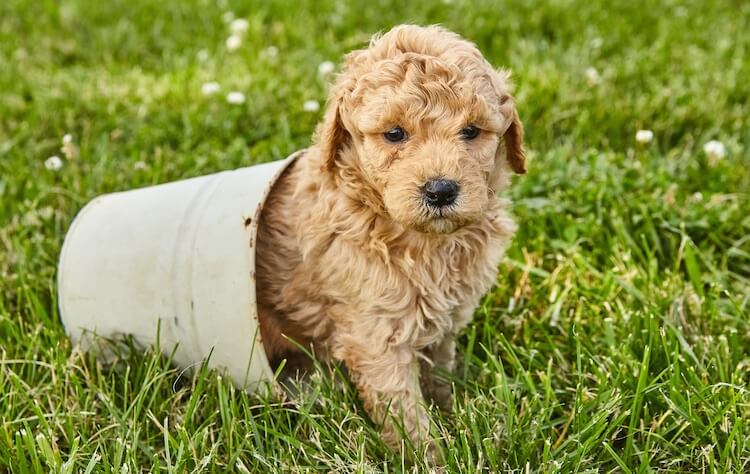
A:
[{"xmin": 256, "ymin": 24, "xmax": 526, "ymax": 449}]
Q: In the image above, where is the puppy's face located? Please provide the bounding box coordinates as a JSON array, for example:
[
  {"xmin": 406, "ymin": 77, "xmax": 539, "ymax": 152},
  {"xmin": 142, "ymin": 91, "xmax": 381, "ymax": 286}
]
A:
[{"xmin": 317, "ymin": 26, "xmax": 526, "ymax": 234}]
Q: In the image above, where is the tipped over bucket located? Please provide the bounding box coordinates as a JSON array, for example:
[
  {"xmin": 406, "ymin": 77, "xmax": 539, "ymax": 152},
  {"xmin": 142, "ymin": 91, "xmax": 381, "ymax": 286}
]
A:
[{"xmin": 57, "ymin": 152, "xmax": 300, "ymax": 392}]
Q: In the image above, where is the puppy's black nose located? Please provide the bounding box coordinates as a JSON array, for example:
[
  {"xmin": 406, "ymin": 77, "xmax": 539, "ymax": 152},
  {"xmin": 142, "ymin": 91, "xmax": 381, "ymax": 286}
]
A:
[{"xmin": 422, "ymin": 179, "xmax": 459, "ymax": 208}]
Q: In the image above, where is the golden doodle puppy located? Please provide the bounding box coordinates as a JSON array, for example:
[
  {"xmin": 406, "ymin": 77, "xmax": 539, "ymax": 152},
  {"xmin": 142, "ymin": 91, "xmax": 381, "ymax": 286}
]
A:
[{"xmin": 256, "ymin": 24, "xmax": 526, "ymax": 448}]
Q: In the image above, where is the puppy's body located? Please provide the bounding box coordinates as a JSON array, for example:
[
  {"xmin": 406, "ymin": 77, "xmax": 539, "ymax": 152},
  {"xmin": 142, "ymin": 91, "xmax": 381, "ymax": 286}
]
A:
[{"xmin": 256, "ymin": 25, "xmax": 525, "ymax": 447}]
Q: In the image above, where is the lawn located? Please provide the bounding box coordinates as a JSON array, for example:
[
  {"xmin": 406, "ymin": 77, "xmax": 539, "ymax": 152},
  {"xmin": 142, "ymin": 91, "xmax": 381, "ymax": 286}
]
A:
[{"xmin": 1, "ymin": 0, "xmax": 749, "ymax": 471}]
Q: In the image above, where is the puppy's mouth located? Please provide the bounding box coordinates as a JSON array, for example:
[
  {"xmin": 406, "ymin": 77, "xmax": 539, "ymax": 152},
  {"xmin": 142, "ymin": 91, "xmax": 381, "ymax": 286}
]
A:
[
  {"xmin": 384, "ymin": 186, "xmax": 478, "ymax": 235},
  {"xmin": 416, "ymin": 205, "xmax": 465, "ymax": 234},
  {"xmin": 428, "ymin": 206, "xmax": 457, "ymax": 220},
  {"xmin": 427, "ymin": 218, "xmax": 460, "ymax": 234}
]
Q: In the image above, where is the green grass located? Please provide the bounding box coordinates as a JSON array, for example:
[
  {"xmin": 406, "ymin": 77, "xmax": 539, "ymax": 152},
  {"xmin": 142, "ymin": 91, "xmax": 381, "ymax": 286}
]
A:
[{"xmin": 1, "ymin": 0, "xmax": 749, "ymax": 471}]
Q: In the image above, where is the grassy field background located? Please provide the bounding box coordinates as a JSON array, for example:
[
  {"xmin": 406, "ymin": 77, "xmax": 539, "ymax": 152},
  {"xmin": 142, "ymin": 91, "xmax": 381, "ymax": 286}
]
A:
[{"xmin": 1, "ymin": 0, "xmax": 749, "ymax": 471}]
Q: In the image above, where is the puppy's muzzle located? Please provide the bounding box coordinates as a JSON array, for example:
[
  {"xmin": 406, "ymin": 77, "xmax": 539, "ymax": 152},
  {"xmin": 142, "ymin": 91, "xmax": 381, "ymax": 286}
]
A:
[{"xmin": 421, "ymin": 178, "xmax": 459, "ymax": 208}]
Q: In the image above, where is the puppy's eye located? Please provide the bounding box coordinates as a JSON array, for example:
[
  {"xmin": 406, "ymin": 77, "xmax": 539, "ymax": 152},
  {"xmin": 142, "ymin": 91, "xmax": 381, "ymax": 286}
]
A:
[
  {"xmin": 384, "ymin": 127, "xmax": 408, "ymax": 143},
  {"xmin": 459, "ymin": 125, "xmax": 481, "ymax": 140}
]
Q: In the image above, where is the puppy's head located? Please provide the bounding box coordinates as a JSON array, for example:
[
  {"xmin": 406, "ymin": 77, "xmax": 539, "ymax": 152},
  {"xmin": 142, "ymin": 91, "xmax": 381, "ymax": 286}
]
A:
[{"xmin": 316, "ymin": 25, "xmax": 526, "ymax": 234}]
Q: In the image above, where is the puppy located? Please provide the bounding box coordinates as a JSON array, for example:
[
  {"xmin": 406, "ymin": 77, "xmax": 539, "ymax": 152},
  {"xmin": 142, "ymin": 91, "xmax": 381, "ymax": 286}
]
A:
[{"xmin": 256, "ymin": 24, "xmax": 526, "ymax": 448}]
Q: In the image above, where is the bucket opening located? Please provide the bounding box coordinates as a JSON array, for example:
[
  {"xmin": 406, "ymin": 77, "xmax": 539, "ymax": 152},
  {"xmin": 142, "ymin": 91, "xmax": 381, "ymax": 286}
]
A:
[{"xmin": 250, "ymin": 153, "xmax": 317, "ymax": 381}]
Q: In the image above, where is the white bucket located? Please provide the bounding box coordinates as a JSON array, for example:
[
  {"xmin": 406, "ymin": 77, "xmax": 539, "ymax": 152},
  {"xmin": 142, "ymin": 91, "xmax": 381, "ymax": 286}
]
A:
[{"xmin": 58, "ymin": 152, "xmax": 300, "ymax": 392}]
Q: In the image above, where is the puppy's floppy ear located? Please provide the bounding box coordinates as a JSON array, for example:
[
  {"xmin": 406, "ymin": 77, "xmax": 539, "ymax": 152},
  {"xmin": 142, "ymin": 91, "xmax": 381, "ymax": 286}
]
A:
[
  {"xmin": 316, "ymin": 48, "xmax": 368, "ymax": 171},
  {"xmin": 316, "ymin": 87, "xmax": 349, "ymax": 172},
  {"xmin": 491, "ymin": 68, "xmax": 527, "ymax": 175},
  {"xmin": 503, "ymin": 107, "xmax": 526, "ymax": 174},
  {"xmin": 316, "ymin": 52, "xmax": 363, "ymax": 172}
]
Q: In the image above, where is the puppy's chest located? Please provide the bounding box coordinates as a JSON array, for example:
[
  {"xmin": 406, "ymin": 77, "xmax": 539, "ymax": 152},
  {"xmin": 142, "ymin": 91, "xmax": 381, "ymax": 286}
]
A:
[{"xmin": 392, "ymin": 240, "xmax": 501, "ymax": 326}]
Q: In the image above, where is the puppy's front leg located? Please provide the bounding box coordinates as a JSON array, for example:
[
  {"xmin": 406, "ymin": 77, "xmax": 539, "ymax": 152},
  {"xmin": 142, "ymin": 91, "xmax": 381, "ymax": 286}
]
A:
[
  {"xmin": 339, "ymin": 338, "xmax": 431, "ymax": 448},
  {"xmin": 420, "ymin": 337, "xmax": 456, "ymax": 411},
  {"xmin": 421, "ymin": 304, "xmax": 476, "ymax": 410}
]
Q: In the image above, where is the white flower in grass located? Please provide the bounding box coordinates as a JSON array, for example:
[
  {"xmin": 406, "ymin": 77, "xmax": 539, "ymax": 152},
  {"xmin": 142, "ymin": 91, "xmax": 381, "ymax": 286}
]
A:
[
  {"xmin": 635, "ymin": 129, "xmax": 654, "ymax": 144},
  {"xmin": 38, "ymin": 207, "xmax": 54, "ymax": 220},
  {"xmin": 264, "ymin": 45, "xmax": 279, "ymax": 58},
  {"xmin": 226, "ymin": 35, "xmax": 242, "ymax": 51},
  {"xmin": 317, "ymin": 60, "xmax": 335, "ymax": 77},
  {"xmin": 133, "ymin": 161, "xmax": 147, "ymax": 170},
  {"xmin": 663, "ymin": 183, "xmax": 678, "ymax": 205},
  {"xmin": 303, "ymin": 99, "xmax": 320, "ymax": 112},
  {"xmin": 230, "ymin": 18, "xmax": 249, "ymax": 35},
  {"xmin": 196, "ymin": 48, "xmax": 210, "ymax": 62},
  {"xmin": 226, "ymin": 91, "xmax": 246, "ymax": 104},
  {"xmin": 590, "ymin": 37, "xmax": 603, "ymax": 49},
  {"xmin": 585, "ymin": 67, "xmax": 601, "ymax": 86},
  {"xmin": 703, "ymin": 140, "xmax": 726, "ymax": 162},
  {"xmin": 61, "ymin": 133, "xmax": 75, "ymax": 159},
  {"xmin": 201, "ymin": 81, "xmax": 221, "ymax": 96},
  {"xmin": 45, "ymin": 155, "xmax": 63, "ymax": 171},
  {"xmin": 222, "ymin": 11, "xmax": 235, "ymax": 23}
]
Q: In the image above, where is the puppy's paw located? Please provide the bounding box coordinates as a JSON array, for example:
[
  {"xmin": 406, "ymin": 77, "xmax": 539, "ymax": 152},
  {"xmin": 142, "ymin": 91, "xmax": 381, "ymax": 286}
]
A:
[
  {"xmin": 421, "ymin": 372, "xmax": 454, "ymax": 412},
  {"xmin": 426, "ymin": 381, "xmax": 453, "ymax": 412}
]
